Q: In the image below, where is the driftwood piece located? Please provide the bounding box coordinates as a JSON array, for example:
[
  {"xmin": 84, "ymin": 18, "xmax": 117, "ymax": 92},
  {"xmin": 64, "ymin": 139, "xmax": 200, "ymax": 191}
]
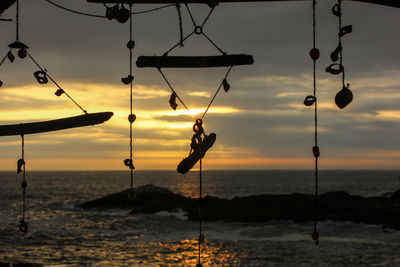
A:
[
  {"xmin": 0, "ymin": 112, "xmax": 113, "ymax": 136},
  {"xmin": 136, "ymin": 54, "xmax": 254, "ymax": 68}
]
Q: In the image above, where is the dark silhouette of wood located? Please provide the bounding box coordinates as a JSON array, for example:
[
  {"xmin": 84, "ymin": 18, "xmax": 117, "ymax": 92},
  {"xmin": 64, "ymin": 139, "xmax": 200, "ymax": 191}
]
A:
[
  {"xmin": 0, "ymin": 112, "xmax": 113, "ymax": 136},
  {"xmin": 136, "ymin": 55, "xmax": 254, "ymax": 68},
  {"xmin": 0, "ymin": 0, "xmax": 16, "ymax": 16},
  {"xmin": 87, "ymin": 0, "xmax": 400, "ymax": 8}
]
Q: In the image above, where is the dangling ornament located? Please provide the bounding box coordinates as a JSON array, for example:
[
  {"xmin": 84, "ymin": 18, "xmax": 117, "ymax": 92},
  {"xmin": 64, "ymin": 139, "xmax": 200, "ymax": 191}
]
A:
[
  {"xmin": 33, "ymin": 70, "xmax": 48, "ymax": 84},
  {"xmin": 335, "ymin": 84, "xmax": 353, "ymax": 109},
  {"xmin": 222, "ymin": 78, "xmax": 230, "ymax": 92},
  {"xmin": 303, "ymin": 95, "xmax": 316, "ymax": 106},
  {"xmin": 169, "ymin": 92, "xmax": 178, "ymax": 110}
]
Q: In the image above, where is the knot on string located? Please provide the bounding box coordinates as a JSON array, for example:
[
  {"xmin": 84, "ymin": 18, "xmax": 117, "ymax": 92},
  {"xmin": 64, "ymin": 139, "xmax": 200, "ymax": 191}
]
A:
[
  {"xmin": 309, "ymin": 48, "xmax": 320, "ymax": 61},
  {"xmin": 124, "ymin": 158, "xmax": 135, "ymax": 170}
]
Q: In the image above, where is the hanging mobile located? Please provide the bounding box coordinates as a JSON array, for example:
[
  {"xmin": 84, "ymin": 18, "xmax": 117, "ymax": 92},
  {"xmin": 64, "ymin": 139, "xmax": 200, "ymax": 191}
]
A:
[
  {"xmin": 0, "ymin": 0, "xmax": 113, "ymax": 232},
  {"xmin": 326, "ymin": 0, "xmax": 353, "ymax": 109},
  {"xmin": 120, "ymin": 3, "xmax": 137, "ymax": 199},
  {"xmin": 303, "ymin": 0, "xmax": 320, "ymax": 245},
  {"xmin": 135, "ymin": 4, "xmax": 252, "ymax": 265}
]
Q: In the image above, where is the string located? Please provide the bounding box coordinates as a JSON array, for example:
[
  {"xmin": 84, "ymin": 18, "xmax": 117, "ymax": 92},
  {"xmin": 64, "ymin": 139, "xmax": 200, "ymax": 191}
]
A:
[
  {"xmin": 44, "ymin": 0, "xmax": 174, "ymax": 18},
  {"xmin": 176, "ymin": 3, "xmax": 184, "ymax": 47},
  {"xmin": 338, "ymin": 0, "xmax": 346, "ymax": 88},
  {"xmin": 198, "ymin": 157, "xmax": 203, "ymax": 266},
  {"xmin": 157, "ymin": 68, "xmax": 192, "ymax": 113},
  {"xmin": 165, "ymin": 3, "xmax": 220, "ymax": 55},
  {"xmin": 128, "ymin": 4, "xmax": 134, "ymax": 196},
  {"xmin": 201, "ymin": 66, "xmax": 232, "ymax": 119},
  {"xmin": 312, "ymin": 0, "xmax": 319, "ymax": 246},
  {"xmin": 0, "ymin": 50, "xmax": 11, "ymax": 67},
  {"xmin": 16, "ymin": 0, "xmax": 19, "ymax": 41},
  {"xmin": 20, "ymin": 134, "xmax": 28, "ymax": 233},
  {"xmin": 26, "ymin": 52, "xmax": 88, "ymax": 114}
]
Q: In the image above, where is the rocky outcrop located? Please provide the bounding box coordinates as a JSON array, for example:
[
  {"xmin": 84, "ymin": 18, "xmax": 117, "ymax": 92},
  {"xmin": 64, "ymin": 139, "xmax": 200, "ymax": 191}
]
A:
[{"xmin": 78, "ymin": 184, "xmax": 400, "ymax": 229}]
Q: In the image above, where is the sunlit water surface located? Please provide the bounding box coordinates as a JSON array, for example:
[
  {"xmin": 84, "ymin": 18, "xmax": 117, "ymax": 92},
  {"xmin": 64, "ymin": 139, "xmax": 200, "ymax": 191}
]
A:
[{"xmin": 1, "ymin": 170, "xmax": 400, "ymax": 266}]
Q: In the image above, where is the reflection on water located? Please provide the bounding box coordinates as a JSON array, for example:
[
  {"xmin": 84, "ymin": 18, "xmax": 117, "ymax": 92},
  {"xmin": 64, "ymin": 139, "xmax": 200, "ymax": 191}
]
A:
[
  {"xmin": 1, "ymin": 171, "xmax": 400, "ymax": 266},
  {"xmin": 154, "ymin": 239, "xmax": 241, "ymax": 266}
]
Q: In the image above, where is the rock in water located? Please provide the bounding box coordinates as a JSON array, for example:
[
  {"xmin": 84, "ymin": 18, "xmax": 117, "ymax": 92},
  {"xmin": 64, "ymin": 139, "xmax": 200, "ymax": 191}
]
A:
[{"xmin": 78, "ymin": 184, "xmax": 400, "ymax": 229}]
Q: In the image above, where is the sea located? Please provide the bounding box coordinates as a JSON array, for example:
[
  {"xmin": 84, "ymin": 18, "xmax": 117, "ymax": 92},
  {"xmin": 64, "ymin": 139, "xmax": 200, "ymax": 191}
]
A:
[{"xmin": 0, "ymin": 170, "xmax": 400, "ymax": 266}]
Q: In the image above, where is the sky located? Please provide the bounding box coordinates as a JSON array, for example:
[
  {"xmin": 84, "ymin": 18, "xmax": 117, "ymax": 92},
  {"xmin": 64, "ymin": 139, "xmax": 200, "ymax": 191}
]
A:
[{"xmin": 0, "ymin": 0, "xmax": 399, "ymax": 170}]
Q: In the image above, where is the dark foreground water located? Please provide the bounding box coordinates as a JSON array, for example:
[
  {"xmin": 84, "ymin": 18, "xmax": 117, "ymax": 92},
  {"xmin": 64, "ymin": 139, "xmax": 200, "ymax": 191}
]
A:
[{"xmin": 1, "ymin": 170, "xmax": 400, "ymax": 266}]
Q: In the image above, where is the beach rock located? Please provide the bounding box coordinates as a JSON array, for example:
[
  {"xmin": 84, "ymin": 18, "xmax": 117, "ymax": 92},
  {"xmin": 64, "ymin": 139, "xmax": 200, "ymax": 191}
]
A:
[{"xmin": 78, "ymin": 184, "xmax": 400, "ymax": 229}]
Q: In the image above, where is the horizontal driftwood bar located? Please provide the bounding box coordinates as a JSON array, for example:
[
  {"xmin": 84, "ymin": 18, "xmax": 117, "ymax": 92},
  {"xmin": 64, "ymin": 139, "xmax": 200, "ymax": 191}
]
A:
[
  {"xmin": 0, "ymin": 112, "xmax": 113, "ymax": 136},
  {"xmin": 87, "ymin": 0, "xmax": 400, "ymax": 8},
  {"xmin": 136, "ymin": 54, "xmax": 254, "ymax": 68}
]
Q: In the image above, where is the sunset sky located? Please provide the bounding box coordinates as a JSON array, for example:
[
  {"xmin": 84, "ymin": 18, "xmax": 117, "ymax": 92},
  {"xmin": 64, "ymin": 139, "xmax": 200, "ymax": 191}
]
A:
[{"xmin": 0, "ymin": 0, "xmax": 399, "ymax": 170}]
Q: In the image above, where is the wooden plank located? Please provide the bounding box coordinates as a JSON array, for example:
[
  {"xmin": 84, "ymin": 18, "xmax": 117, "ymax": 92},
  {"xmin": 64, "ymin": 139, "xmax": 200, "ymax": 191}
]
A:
[
  {"xmin": 0, "ymin": 112, "xmax": 113, "ymax": 136},
  {"xmin": 0, "ymin": 0, "xmax": 16, "ymax": 16},
  {"xmin": 136, "ymin": 54, "xmax": 254, "ymax": 68},
  {"xmin": 351, "ymin": 0, "xmax": 400, "ymax": 8},
  {"xmin": 88, "ymin": 0, "xmax": 306, "ymax": 4},
  {"xmin": 87, "ymin": 0, "xmax": 400, "ymax": 8}
]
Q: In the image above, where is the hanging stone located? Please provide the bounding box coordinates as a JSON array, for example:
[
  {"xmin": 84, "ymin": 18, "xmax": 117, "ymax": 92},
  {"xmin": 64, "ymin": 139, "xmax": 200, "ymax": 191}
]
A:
[
  {"xmin": 116, "ymin": 5, "xmax": 131, "ymax": 23},
  {"xmin": 33, "ymin": 70, "xmax": 48, "ymax": 84},
  {"xmin": 312, "ymin": 146, "xmax": 320, "ymax": 158},
  {"xmin": 128, "ymin": 114, "xmax": 136, "ymax": 123},
  {"xmin": 127, "ymin": 40, "xmax": 135, "ymax": 50},
  {"xmin": 55, "ymin": 89, "xmax": 65, "ymax": 96},
  {"xmin": 331, "ymin": 4, "xmax": 341, "ymax": 17},
  {"xmin": 17, "ymin": 158, "xmax": 25, "ymax": 174},
  {"xmin": 335, "ymin": 84, "xmax": 353, "ymax": 109},
  {"xmin": 7, "ymin": 51, "xmax": 15, "ymax": 62},
  {"xmin": 124, "ymin": 158, "xmax": 135, "ymax": 170},
  {"xmin": 303, "ymin": 95, "xmax": 316, "ymax": 106},
  {"xmin": 330, "ymin": 43, "xmax": 342, "ymax": 62},
  {"xmin": 309, "ymin": 48, "xmax": 320, "ymax": 61},
  {"xmin": 105, "ymin": 5, "xmax": 118, "ymax": 20},
  {"xmin": 325, "ymin": 63, "xmax": 344, "ymax": 75},
  {"xmin": 21, "ymin": 180, "xmax": 27, "ymax": 189},
  {"xmin": 169, "ymin": 92, "xmax": 178, "ymax": 110},
  {"xmin": 18, "ymin": 48, "xmax": 27, "ymax": 59},
  {"xmin": 222, "ymin": 78, "xmax": 230, "ymax": 92},
  {"xmin": 339, "ymin": 25, "xmax": 352, "ymax": 37},
  {"xmin": 0, "ymin": 80, "xmax": 3, "ymax": 88},
  {"xmin": 121, "ymin": 74, "xmax": 134, "ymax": 85}
]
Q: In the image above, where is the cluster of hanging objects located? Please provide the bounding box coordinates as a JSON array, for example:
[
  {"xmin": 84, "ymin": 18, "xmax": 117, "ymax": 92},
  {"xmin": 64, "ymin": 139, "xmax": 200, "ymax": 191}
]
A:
[
  {"xmin": 134, "ymin": 3, "xmax": 253, "ymax": 265},
  {"xmin": 1, "ymin": 0, "xmax": 400, "ymax": 265},
  {"xmin": 0, "ymin": 0, "xmax": 113, "ymax": 233},
  {"xmin": 328, "ymin": 0, "xmax": 353, "ymax": 109}
]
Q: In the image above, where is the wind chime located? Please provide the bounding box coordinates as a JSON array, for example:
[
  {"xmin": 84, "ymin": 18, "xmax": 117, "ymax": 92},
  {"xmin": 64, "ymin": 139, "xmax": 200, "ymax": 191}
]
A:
[
  {"xmin": 135, "ymin": 3, "xmax": 253, "ymax": 266},
  {"xmin": 303, "ymin": 0, "xmax": 320, "ymax": 246},
  {"xmin": 326, "ymin": 0, "xmax": 353, "ymax": 109},
  {"xmin": 0, "ymin": 0, "xmax": 113, "ymax": 233},
  {"xmin": 304, "ymin": 0, "xmax": 354, "ymax": 245},
  {"xmin": 117, "ymin": 2, "xmax": 137, "ymax": 198}
]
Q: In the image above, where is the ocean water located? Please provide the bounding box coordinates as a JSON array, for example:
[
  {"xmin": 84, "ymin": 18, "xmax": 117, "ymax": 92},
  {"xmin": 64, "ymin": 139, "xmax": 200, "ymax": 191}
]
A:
[{"xmin": 0, "ymin": 170, "xmax": 400, "ymax": 266}]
